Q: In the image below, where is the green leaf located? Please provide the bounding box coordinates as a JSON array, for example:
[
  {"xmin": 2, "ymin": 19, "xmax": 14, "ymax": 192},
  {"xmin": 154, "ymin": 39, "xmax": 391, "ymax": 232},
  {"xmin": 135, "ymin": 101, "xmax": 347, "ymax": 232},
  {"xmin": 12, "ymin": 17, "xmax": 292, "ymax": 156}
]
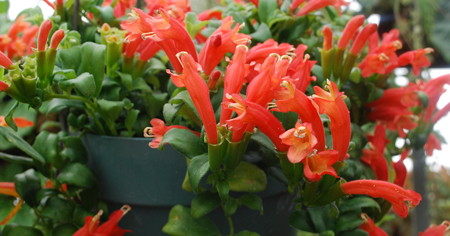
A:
[
  {"xmin": 227, "ymin": 162, "xmax": 267, "ymax": 192},
  {"xmin": 33, "ymin": 131, "xmax": 61, "ymax": 167},
  {"xmin": 2, "ymin": 225, "xmax": 43, "ymax": 236},
  {"xmin": 0, "ymin": 126, "xmax": 45, "ymax": 164},
  {"xmin": 185, "ymin": 12, "xmax": 210, "ymax": 38},
  {"xmin": 41, "ymin": 197, "xmax": 75, "ymax": 223},
  {"xmin": 289, "ymin": 210, "xmax": 315, "ymax": 232},
  {"xmin": 170, "ymin": 90, "xmax": 200, "ymax": 120},
  {"xmin": 117, "ymin": 72, "xmax": 133, "ymax": 91},
  {"xmin": 162, "ymin": 205, "xmax": 221, "ymax": 236},
  {"xmin": 125, "ymin": 109, "xmax": 140, "ymax": 135},
  {"xmin": 188, "ymin": 154, "xmax": 210, "ymax": 191},
  {"xmin": 258, "ymin": 0, "xmax": 278, "ymax": 24},
  {"xmin": 97, "ymin": 99, "xmax": 124, "ymax": 124},
  {"xmin": 236, "ymin": 231, "xmax": 260, "ymax": 236},
  {"xmin": 339, "ymin": 197, "xmax": 381, "ymax": 214},
  {"xmin": 191, "ymin": 192, "xmax": 220, "ymax": 218},
  {"xmin": 239, "ymin": 193, "xmax": 263, "ymax": 212},
  {"xmin": 0, "ymin": 152, "xmax": 33, "ymax": 165},
  {"xmin": 46, "ymin": 99, "xmax": 84, "ymax": 115},
  {"xmin": 52, "ymin": 224, "xmax": 77, "ymax": 236},
  {"xmin": 250, "ymin": 23, "xmax": 272, "ymax": 42},
  {"xmin": 4, "ymin": 101, "xmax": 19, "ymax": 131},
  {"xmin": 161, "ymin": 128, "xmax": 206, "ymax": 157},
  {"xmin": 223, "ymin": 197, "xmax": 238, "ymax": 216},
  {"xmin": 60, "ymin": 136, "xmax": 88, "ymax": 163},
  {"xmin": 57, "ymin": 163, "xmax": 96, "ymax": 188},
  {"xmin": 57, "ymin": 46, "xmax": 82, "ymax": 71},
  {"xmin": 143, "ymin": 91, "xmax": 168, "ymax": 118},
  {"xmin": 163, "ymin": 103, "xmax": 179, "ymax": 123},
  {"xmin": 0, "ymin": 0, "xmax": 9, "ymax": 14},
  {"xmin": 59, "ymin": 72, "xmax": 96, "ymax": 98},
  {"xmin": 78, "ymin": 42, "xmax": 106, "ymax": 96},
  {"xmin": 335, "ymin": 212, "xmax": 364, "ymax": 232},
  {"xmin": 14, "ymin": 169, "xmax": 41, "ymax": 207}
]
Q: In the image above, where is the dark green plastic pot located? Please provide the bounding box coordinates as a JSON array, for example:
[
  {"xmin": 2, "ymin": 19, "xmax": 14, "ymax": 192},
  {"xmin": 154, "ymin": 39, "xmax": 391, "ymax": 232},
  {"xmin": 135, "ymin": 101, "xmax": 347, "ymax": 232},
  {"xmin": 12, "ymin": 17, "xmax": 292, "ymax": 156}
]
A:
[{"xmin": 83, "ymin": 134, "xmax": 296, "ymax": 236}]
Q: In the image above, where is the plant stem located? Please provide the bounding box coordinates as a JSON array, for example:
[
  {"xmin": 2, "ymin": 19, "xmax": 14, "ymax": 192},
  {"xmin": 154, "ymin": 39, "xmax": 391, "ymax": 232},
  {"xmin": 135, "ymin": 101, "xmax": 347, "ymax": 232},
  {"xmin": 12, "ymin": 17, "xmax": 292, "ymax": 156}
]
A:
[
  {"xmin": 227, "ymin": 215, "xmax": 234, "ymax": 236},
  {"xmin": 48, "ymin": 94, "xmax": 106, "ymax": 134}
]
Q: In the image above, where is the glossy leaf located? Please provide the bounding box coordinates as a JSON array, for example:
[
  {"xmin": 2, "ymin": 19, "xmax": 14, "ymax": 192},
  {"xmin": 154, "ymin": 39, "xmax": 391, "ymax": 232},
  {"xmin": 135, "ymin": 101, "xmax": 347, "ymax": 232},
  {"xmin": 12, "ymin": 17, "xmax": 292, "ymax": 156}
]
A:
[
  {"xmin": 191, "ymin": 192, "xmax": 220, "ymax": 218},
  {"xmin": 339, "ymin": 196, "xmax": 381, "ymax": 214},
  {"xmin": 236, "ymin": 231, "xmax": 260, "ymax": 236},
  {"xmin": 46, "ymin": 99, "xmax": 84, "ymax": 115},
  {"xmin": 161, "ymin": 129, "xmax": 206, "ymax": 157},
  {"xmin": 57, "ymin": 163, "xmax": 96, "ymax": 188},
  {"xmin": 162, "ymin": 205, "xmax": 221, "ymax": 236},
  {"xmin": 60, "ymin": 136, "xmax": 87, "ymax": 163},
  {"xmin": 40, "ymin": 197, "xmax": 75, "ymax": 223},
  {"xmin": 0, "ymin": 152, "xmax": 33, "ymax": 165},
  {"xmin": 59, "ymin": 72, "xmax": 96, "ymax": 98},
  {"xmin": 78, "ymin": 42, "xmax": 106, "ymax": 96},
  {"xmin": 2, "ymin": 225, "xmax": 43, "ymax": 236},
  {"xmin": 239, "ymin": 193, "xmax": 263, "ymax": 212},
  {"xmin": 52, "ymin": 224, "xmax": 77, "ymax": 236},
  {"xmin": 227, "ymin": 162, "xmax": 267, "ymax": 192},
  {"xmin": 258, "ymin": 0, "xmax": 278, "ymax": 24},
  {"xmin": 0, "ymin": 126, "xmax": 45, "ymax": 164},
  {"xmin": 14, "ymin": 169, "xmax": 41, "ymax": 207},
  {"xmin": 33, "ymin": 131, "xmax": 61, "ymax": 168},
  {"xmin": 188, "ymin": 154, "xmax": 210, "ymax": 191},
  {"xmin": 335, "ymin": 212, "xmax": 364, "ymax": 232}
]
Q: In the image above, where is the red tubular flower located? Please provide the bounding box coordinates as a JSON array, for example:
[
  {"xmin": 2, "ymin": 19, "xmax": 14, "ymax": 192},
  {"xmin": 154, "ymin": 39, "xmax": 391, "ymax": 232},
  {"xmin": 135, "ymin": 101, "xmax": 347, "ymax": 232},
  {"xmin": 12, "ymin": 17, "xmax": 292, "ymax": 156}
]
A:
[
  {"xmin": 361, "ymin": 124, "xmax": 390, "ymax": 181},
  {"xmin": 432, "ymin": 102, "xmax": 450, "ymax": 123},
  {"xmin": 226, "ymin": 95, "xmax": 288, "ymax": 152},
  {"xmin": 198, "ymin": 16, "xmax": 251, "ymax": 76},
  {"xmin": 312, "ymin": 80, "xmax": 351, "ymax": 161},
  {"xmin": 0, "ymin": 51, "xmax": 13, "ymax": 69},
  {"xmin": 276, "ymin": 80, "xmax": 325, "ymax": 150},
  {"xmin": 296, "ymin": 0, "xmax": 350, "ymax": 16},
  {"xmin": 73, "ymin": 205, "xmax": 131, "ymax": 236},
  {"xmin": 37, "ymin": 20, "xmax": 53, "ymax": 51},
  {"xmin": 246, "ymin": 53, "xmax": 278, "ymax": 106},
  {"xmin": 0, "ymin": 116, "xmax": 34, "ymax": 128},
  {"xmin": 137, "ymin": 39, "xmax": 161, "ymax": 61},
  {"xmin": 422, "ymin": 74, "xmax": 450, "ymax": 122},
  {"xmin": 144, "ymin": 9, "xmax": 197, "ymax": 73},
  {"xmin": 303, "ymin": 150, "xmax": 339, "ymax": 182},
  {"xmin": 342, "ymin": 180, "xmax": 421, "ymax": 218},
  {"xmin": 393, "ymin": 149, "xmax": 409, "ymax": 187},
  {"xmin": 168, "ymin": 52, "xmax": 218, "ymax": 144},
  {"xmin": 49, "ymin": 29, "xmax": 65, "ymax": 49},
  {"xmin": 246, "ymin": 39, "xmax": 293, "ymax": 66},
  {"xmin": 322, "ymin": 26, "xmax": 333, "ymax": 50},
  {"xmin": 121, "ymin": 9, "xmax": 153, "ymax": 42},
  {"xmin": 360, "ymin": 213, "xmax": 388, "ymax": 236},
  {"xmin": 419, "ymin": 221, "xmax": 450, "ymax": 236},
  {"xmin": 198, "ymin": 9, "xmax": 223, "ymax": 21},
  {"xmin": 288, "ymin": 46, "xmax": 317, "ymax": 92},
  {"xmin": 398, "ymin": 48, "xmax": 433, "ymax": 76},
  {"xmin": 145, "ymin": 118, "xmax": 201, "ymax": 148},
  {"xmin": 350, "ymin": 23, "xmax": 378, "ymax": 55},
  {"xmin": 337, "ymin": 15, "xmax": 365, "ymax": 49},
  {"xmin": 279, "ymin": 122, "xmax": 318, "ymax": 164},
  {"xmin": 424, "ymin": 133, "xmax": 442, "ymax": 156},
  {"xmin": 220, "ymin": 45, "xmax": 248, "ymax": 124},
  {"xmin": 43, "ymin": 0, "xmax": 56, "ymax": 9},
  {"xmin": 290, "ymin": 0, "xmax": 307, "ymax": 10}
]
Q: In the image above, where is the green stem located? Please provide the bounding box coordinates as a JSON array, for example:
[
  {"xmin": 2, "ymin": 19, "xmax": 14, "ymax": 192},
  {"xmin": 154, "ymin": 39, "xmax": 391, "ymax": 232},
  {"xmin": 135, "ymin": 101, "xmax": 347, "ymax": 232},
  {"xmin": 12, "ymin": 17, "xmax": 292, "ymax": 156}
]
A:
[
  {"xmin": 227, "ymin": 215, "xmax": 234, "ymax": 236},
  {"xmin": 48, "ymin": 94, "xmax": 106, "ymax": 134}
]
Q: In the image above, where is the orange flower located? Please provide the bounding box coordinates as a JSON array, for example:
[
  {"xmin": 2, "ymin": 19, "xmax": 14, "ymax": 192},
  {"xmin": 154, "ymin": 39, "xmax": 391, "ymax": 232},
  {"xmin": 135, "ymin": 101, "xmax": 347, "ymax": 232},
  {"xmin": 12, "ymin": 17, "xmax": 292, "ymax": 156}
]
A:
[
  {"xmin": 360, "ymin": 213, "xmax": 388, "ymax": 236},
  {"xmin": 419, "ymin": 221, "xmax": 450, "ymax": 236},
  {"xmin": 0, "ymin": 116, "xmax": 34, "ymax": 128},
  {"xmin": 398, "ymin": 48, "xmax": 433, "ymax": 76},
  {"xmin": 168, "ymin": 52, "xmax": 218, "ymax": 144},
  {"xmin": 303, "ymin": 150, "xmax": 339, "ymax": 182},
  {"xmin": 280, "ymin": 122, "xmax": 318, "ymax": 164},
  {"xmin": 342, "ymin": 180, "xmax": 421, "ymax": 218},
  {"xmin": 361, "ymin": 124, "xmax": 389, "ymax": 181},
  {"xmin": 73, "ymin": 205, "xmax": 131, "ymax": 236},
  {"xmin": 276, "ymin": 80, "xmax": 325, "ymax": 151},
  {"xmin": 337, "ymin": 15, "xmax": 365, "ymax": 50},
  {"xmin": 296, "ymin": 0, "xmax": 350, "ymax": 16},
  {"xmin": 312, "ymin": 80, "xmax": 351, "ymax": 161},
  {"xmin": 198, "ymin": 16, "xmax": 250, "ymax": 75},
  {"xmin": 144, "ymin": 118, "xmax": 200, "ymax": 148},
  {"xmin": 424, "ymin": 133, "xmax": 442, "ymax": 156}
]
